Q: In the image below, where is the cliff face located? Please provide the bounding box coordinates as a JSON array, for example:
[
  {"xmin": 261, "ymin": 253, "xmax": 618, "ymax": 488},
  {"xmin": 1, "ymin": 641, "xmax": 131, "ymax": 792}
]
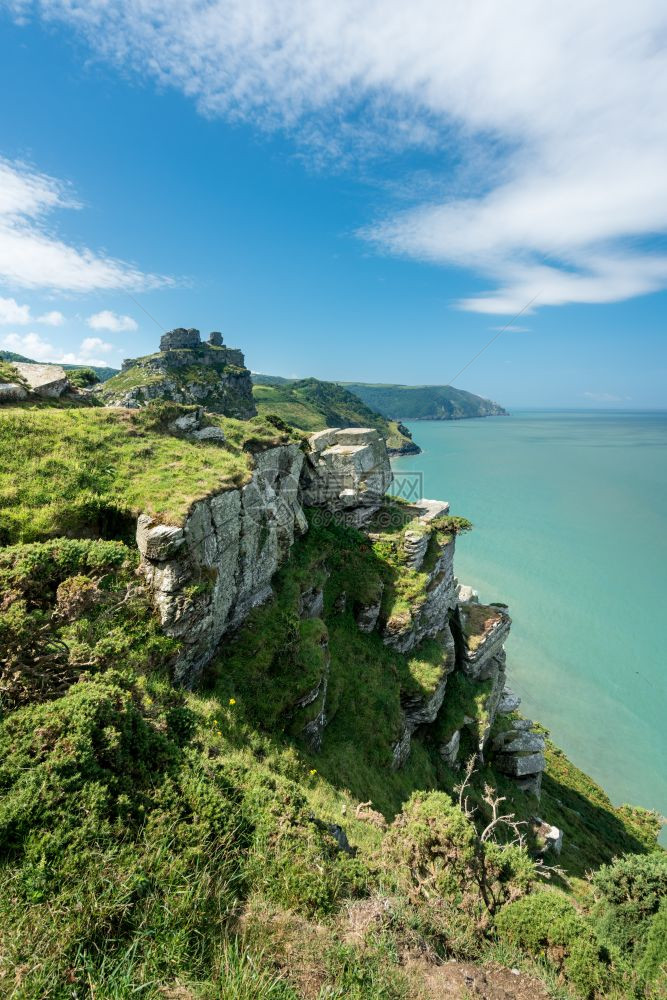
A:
[
  {"xmin": 99, "ymin": 327, "xmax": 256, "ymax": 418},
  {"xmin": 137, "ymin": 442, "xmax": 306, "ymax": 686},
  {"xmin": 135, "ymin": 422, "xmax": 542, "ymax": 798}
]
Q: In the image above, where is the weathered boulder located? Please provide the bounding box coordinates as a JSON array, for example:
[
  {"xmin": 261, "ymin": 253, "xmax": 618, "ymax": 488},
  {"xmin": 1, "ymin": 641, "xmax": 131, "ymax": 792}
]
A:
[
  {"xmin": 301, "ymin": 428, "xmax": 393, "ymax": 525},
  {"xmin": 13, "ymin": 362, "xmax": 69, "ymax": 398},
  {"xmin": 192, "ymin": 426, "xmax": 226, "ymax": 443},
  {"xmin": 533, "ymin": 817, "xmax": 564, "ymax": 855},
  {"xmin": 497, "ymin": 688, "xmax": 522, "ymax": 714},
  {"xmin": 138, "ymin": 442, "xmax": 307, "ymax": 686},
  {"xmin": 300, "ymin": 583, "xmax": 326, "ymax": 619},
  {"xmin": 0, "ymin": 382, "xmax": 28, "ymax": 401},
  {"xmin": 495, "ymin": 751, "xmax": 546, "ymax": 777},
  {"xmin": 457, "ymin": 582, "xmax": 479, "ymax": 604}
]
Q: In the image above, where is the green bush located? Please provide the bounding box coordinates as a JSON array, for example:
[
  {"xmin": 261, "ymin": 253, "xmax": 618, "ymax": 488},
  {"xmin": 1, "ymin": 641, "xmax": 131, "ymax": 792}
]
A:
[
  {"xmin": 637, "ymin": 897, "xmax": 667, "ymax": 993},
  {"xmin": 382, "ymin": 791, "xmax": 535, "ymax": 955},
  {"xmin": 241, "ymin": 769, "xmax": 369, "ymax": 917},
  {"xmin": 67, "ymin": 367, "xmax": 101, "ymax": 388},
  {"xmin": 495, "ymin": 891, "xmax": 613, "ymax": 998},
  {"xmin": 591, "ymin": 851, "xmax": 667, "ymax": 958}
]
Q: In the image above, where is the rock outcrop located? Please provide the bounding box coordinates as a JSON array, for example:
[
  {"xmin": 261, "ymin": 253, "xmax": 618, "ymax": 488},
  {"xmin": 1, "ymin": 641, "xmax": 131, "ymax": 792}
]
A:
[
  {"xmin": 100, "ymin": 328, "xmax": 256, "ymax": 418},
  {"xmin": 392, "ymin": 624, "xmax": 457, "ymax": 768},
  {"xmin": 301, "ymin": 428, "xmax": 393, "ymax": 525},
  {"xmin": 382, "ymin": 504, "xmax": 457, "ymax": 655},
  {"xmin": 138, "ymin": 442, "xmax": 306, "ymax": 686},
  {"xmin": 13, "ymin": 363, "xmax": 70, "ymax": 398}
]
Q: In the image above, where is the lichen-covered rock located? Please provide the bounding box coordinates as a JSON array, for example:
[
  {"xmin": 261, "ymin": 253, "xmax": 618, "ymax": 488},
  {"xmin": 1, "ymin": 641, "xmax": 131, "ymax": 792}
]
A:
[
  {"xmin": 300, "ymin": 584, "xmax": 325, "ymax": 619},
  {"xmin": 495, "ymin": 751, "xmax": 546, "ymax": 777},
  {"xmin": 301, "ymin": 428, "xmax": 393, "ymax": 525},
  {"xmin": 383, "ymin": 531, "xmax": 457, "ymax": 654},
  {"xmin": 138, "ymin": 442, "xmax": 306, "ymax": 686},
  {"xmin": 497, "ymin": 688, "xmax": 522, "ymax": 714},
  {"xmin": 454, "ymin": 603, "xmax": 511, "ymax": 683},
  {"xmin": 532, "ymin": 817, "xmax": 564, "ymax": 855}
]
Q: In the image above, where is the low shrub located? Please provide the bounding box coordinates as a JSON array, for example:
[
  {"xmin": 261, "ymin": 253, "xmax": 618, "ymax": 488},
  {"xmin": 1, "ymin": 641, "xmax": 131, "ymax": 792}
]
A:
[{"xmin": 495, "ymin": 891, "xmax": 614, "ymax": 998}]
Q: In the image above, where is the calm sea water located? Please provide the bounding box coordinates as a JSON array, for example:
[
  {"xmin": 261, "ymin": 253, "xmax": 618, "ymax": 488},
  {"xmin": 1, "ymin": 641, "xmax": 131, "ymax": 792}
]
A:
[{"xmin": 392, "ymin": 411, "xmax": 667, "ymax": 837}]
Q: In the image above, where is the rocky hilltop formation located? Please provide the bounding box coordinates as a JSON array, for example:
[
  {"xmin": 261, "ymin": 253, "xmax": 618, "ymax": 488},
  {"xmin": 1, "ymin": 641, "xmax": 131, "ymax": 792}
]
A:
[{"xmin": 99, "ymin": 327, "xmax": 256, "ymax": 418}]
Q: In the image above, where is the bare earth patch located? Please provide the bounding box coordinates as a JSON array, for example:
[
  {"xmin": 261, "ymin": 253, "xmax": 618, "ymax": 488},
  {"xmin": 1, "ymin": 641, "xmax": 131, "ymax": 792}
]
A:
[{"xmin": 406, "ymin": 957, "xmax": 551, "ymax": 1000}]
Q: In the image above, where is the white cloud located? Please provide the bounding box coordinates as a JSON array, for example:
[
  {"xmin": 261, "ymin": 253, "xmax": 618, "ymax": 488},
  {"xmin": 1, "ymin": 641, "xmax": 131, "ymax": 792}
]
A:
[
  {"xmin": 12, "ymin": 0, "xmax": 667, "ymax": 313},
  {"xmin": 87, "ymin": 310, "xmax": 138, "ymax": 332},
  {"xmin": 80, "ymin": 336, "xmax": 113, "ymax": 354},
  {"xmin": 1, "ymin": 331, "xmax": 115, "ymax": 367},
  {"xmin": 0, "ymin": 295, "xmax": 31, "ymax": 325},
  {"xmin": 0, "ymin": 158, "xmax": 170, "ymax": 292},
  {"xmin": 37, "ymin": 310, "xmax": 65, "ymax": 326}
]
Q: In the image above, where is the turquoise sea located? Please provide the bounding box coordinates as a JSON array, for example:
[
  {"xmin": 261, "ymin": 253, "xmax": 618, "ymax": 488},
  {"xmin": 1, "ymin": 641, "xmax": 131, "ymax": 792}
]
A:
[{"xmin": 391, "ymin": 411, "xmax": 667, "ymax": 839}]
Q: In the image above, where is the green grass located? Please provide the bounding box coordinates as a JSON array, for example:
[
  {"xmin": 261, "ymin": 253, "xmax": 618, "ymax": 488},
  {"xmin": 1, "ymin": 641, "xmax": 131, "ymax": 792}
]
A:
[
  {"xmin": 1, "ymin": 406, "xmax": 663, "ymax": 999},
  {"xmin": 340, "ymin": 381, "xmax": 508, "ymax": 420},
  {"xmin": 252, "ymin": 376, "xmax": 418, "ymax": 453},
  {"xmin": 0, "ymin": 403, "xmax": 300, "ymax": 543},
  {"xmin": 0, "ymin": 359, "xmax": 28, "ymax": 387}
]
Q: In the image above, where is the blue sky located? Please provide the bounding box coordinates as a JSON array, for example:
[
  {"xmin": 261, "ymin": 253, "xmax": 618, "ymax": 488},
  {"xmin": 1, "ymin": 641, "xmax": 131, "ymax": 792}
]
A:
[{"xmin": 1, "ymin": 2, "xmax": 666, "ymax": 407}]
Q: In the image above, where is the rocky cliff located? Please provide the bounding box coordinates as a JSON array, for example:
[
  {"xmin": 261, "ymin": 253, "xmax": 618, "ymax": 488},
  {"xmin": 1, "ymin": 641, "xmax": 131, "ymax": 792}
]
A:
[
  {"xmin": 99, "ymin": 327, "xmax": 256, "ymax": 418},
  {"xmin": 136, "ymin": 420, "xmax": 544, "ymax": 801}
]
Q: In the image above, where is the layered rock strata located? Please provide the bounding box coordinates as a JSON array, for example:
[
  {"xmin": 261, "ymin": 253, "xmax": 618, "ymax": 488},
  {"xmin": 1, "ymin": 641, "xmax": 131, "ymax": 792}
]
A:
[
  {"xmin": 138, "ymin": 443, "xmax": 306, "ymax": 686},
  {"xmin": 301, "ymin": 428, "xmax": 393, "ymax": 525}
]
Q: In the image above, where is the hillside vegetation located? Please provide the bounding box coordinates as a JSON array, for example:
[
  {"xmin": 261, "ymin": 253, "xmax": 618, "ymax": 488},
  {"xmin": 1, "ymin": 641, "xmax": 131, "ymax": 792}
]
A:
[
  {"xmin": 0, "ymin": 402, "xmax": 664, "ymax": 1000},
  {"xmin": 0, "ymin": 402, "xmax": 299, "ymax": 544},
  {"xmin": 342, "ymin": 382, "xmax": 508, "ymax": 420},
  {"xmin": 252, "ymin": 374, "xmax": 419, "ymax": 454}
]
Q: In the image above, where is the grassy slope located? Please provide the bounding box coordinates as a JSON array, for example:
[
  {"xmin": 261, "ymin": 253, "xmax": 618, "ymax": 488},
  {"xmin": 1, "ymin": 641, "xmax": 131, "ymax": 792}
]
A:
[
  {"xmin": 0, "ymin": 507, "xmax": 662, "ymax": 997},
  {"xmin": 0, "ymin": 403, "xmax": 299, "ymax": 543},
  {"xmin": 252, "ymin": 375, "xmax": 418, "ymax": 453},
  {"xmin": 1, "ymin": 412, "xmax": 663, "ymax": 998},
  {"xmin": 342, "ymin": 381, "xmax": 508, "ymax": 419}
]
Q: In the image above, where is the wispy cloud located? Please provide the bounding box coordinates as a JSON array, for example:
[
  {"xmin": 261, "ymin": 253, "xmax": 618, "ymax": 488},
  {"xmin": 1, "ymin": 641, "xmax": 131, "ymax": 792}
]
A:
[
  {"xmin": 87, "ymin": 310, "xmax": 138, "ymax": 333},
  {"xmin": 490, "ymin": 324, "xmax": 530, "ymax": 334},
  {"xmin": 0, "ymin": 158, "xmax": 171, "ymax": 292},
  {"xmin": 10, "ymin": 1, "xmax": 667, "ymax": 313}
]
